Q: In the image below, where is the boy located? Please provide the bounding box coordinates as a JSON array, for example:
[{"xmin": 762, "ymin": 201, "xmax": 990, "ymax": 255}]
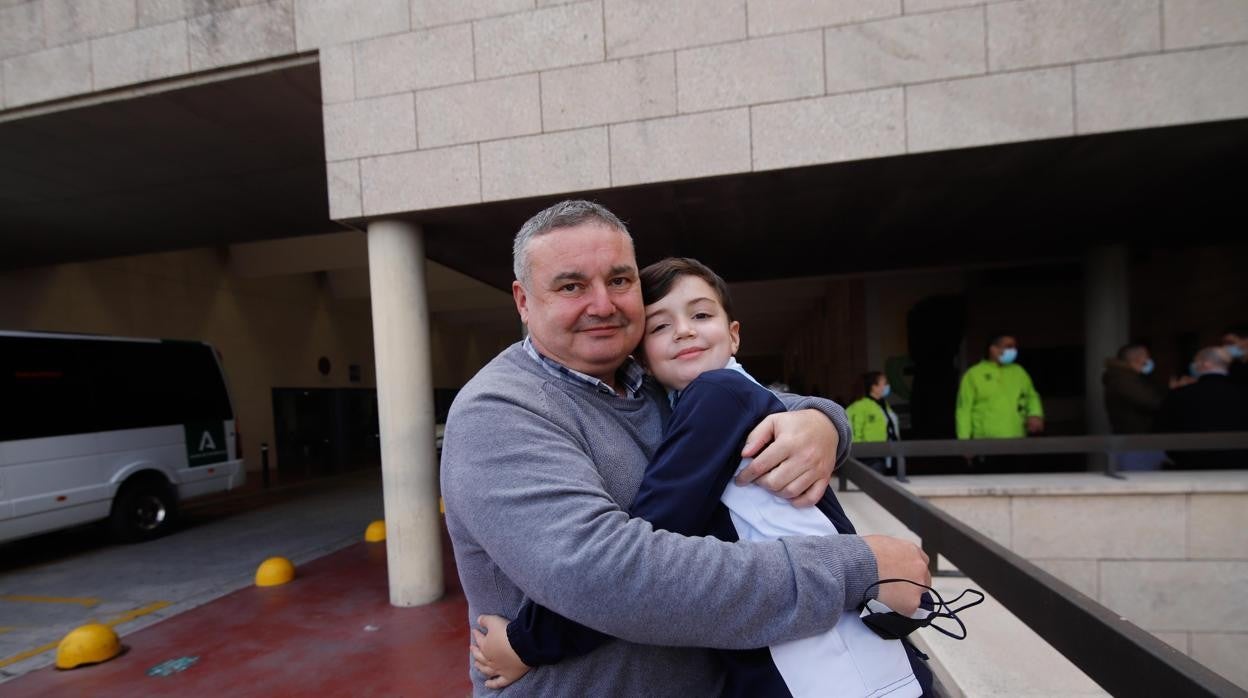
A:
[{"xmin": 473, "ymin": 258, "xmax": 930, "ymax": 697}]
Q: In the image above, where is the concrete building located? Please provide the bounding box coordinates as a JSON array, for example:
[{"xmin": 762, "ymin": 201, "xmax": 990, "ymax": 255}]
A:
[{"xmin": 2, "ymin": 0, "xmax": 1246, "ymax": 689}]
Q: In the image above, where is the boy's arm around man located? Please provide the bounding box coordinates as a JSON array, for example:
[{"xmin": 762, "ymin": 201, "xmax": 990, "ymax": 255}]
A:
[{"xmin": 441, "ymin": 363, "xmax": 878, "ymax": 652}]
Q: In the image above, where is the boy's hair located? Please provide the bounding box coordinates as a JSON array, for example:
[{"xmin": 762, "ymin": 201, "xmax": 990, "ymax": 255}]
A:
[
  {"xmin": 639, "ymin": 257, "xmax": 735, "ymax": 321},
  {"xmin": 862, "ymin": 371, "xmax": 885, "ymax": 396}
]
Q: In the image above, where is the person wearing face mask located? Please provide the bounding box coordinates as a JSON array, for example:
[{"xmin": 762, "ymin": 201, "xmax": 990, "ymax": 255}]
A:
[
  {"xmin": 955, "ymin": 334, "xmax": 1045, "ymax": 440},
  {"xmin": 847, "ymin": 371, "xmax": 901, "ymax": 473},
  {"xmin": 1103, "ymin": 344, "xmax": 1164, "ymax": 434},
  {"xmin": 1222, "ymin": 325, "xmax": 1248, "ymax": 389},
  {"xmin": 1102, "ymin": 343, "xmax": 1166, "ymax": 470},
  {"xmin": 1154, "ymin": 346, "xmax": 1248, "ymax": 469}
]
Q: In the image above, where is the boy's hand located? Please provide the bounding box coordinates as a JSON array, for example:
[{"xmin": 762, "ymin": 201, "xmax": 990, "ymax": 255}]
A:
[
  {"xmin": 471, "ymin": 614, "xmax": 530, "ymax": 690},
  {"xmin": 737, "ymin": 409, "xmax": 837, "ymax": 507}
]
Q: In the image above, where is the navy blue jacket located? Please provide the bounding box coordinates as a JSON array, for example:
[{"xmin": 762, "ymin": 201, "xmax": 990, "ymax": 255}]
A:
[{"xmin": 506, "ymin": 370, "xmax": 858, "ymax": 695}]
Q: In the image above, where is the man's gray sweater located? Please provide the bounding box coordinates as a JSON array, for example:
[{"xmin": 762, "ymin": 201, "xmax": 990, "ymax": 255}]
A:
[{"xmin": 441, "ymin": 343, "xmax": 878, "ymax": 696}]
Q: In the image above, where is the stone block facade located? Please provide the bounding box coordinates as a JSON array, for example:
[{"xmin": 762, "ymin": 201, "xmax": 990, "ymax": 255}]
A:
[
  {"xmin": 1, "ymin": 0, "xmax": 1246, "ymax": 219},
  {"xmin": 917, "ymin": 472, "xmax": 1248, "ymax": 691}
]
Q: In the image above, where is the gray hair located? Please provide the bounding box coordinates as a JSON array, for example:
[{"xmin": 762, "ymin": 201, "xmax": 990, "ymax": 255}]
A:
[
  {"xmin": 513, "ymin": 200, "xmax": 631, "ymax": 287},
  {"xmin": 1195, "ymin": 346, "xmax": 1232, "ymax": 371}
]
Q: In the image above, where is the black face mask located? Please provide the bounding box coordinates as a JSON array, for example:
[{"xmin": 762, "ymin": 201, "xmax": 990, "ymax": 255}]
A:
[{"xmin": 859, "ymin": 578, "xmax": 985, "ymax": 642}]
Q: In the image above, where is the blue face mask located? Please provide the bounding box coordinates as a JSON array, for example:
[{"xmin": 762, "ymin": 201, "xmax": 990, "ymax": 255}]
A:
[
  {"xmin": 1140, "ymin": 359, "xmax": 1155, "ymax": 375},
  {"xmin": 1189, "ymin": 362, "xmax": 1199, "ymax": 377},
  {"xmin": 1228, "ymin": 344, "xmax": 1246, "ymax": 360},
  {"xmin": 880, "ymin": 384, "xmax": 891, "ymax": 398},
  {"xmin": 999, "ymin": 347, "xmax": 1018, "ymax": 365}
]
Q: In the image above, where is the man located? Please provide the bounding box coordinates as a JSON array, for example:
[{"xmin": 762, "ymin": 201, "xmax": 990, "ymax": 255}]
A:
[
  {"xmin": 441, "ymin": 200, "xmax": 929, "ymax": 696},
  {"xmin": 1155, "ymin": 346, "xmax": 1248, "ymax": 469},
  {"xmin": 846, "ymin": 371, "xmax": 900, "ymax": 473},
  {"xmin": 955, "ymin": 334, "xmax": 1044, "ymax": 439},
  {"xmin": 1222, "ymin": 325, "xmax": 1248, "ymax": 388},
  {"xmin": 1103, "ymin": 343, "xmax": 1165, "ymax": 470},
  {"xmin": 1103, "ymin": 344, "xmax": 1163, "ymax": 434}
]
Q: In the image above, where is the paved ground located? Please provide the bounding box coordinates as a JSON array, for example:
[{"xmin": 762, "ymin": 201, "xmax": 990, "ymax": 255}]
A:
[
  {"xmin": 0, "ymin": 469, "xmax": 384, "ymax": 681},
  {"xmin": 4, "ymin": 535, "xmax": 471, "ymax": 697}
]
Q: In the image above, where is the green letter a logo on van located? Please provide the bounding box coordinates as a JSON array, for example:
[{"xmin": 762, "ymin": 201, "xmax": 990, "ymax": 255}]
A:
[{"xmin": 185, "ymin": 421, "xmax": 228, "ymax": 467}]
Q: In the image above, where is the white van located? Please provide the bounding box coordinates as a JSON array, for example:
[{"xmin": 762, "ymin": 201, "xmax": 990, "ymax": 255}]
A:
[{"xmin": 0, "ymin": 331, "xmax": 245, "ymax": 544}]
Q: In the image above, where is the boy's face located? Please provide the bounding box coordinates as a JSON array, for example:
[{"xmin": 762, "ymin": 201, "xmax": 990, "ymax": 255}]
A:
[{"xmin": 641, "ymin": 275, "xmax": 740, "ymax": 392}]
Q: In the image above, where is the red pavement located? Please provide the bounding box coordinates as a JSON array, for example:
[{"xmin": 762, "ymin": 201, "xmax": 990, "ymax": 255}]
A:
[{"xmin": 6, "ymin": 531, "xmax": 472, "ymax": 697}]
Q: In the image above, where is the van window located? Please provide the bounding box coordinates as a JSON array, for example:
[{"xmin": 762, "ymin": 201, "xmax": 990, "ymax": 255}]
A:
[
  {"xmin": 0, "ymin": 336, "xmax": 233, "ymax": 441},
  {"xmin": 88, "ymin": 340, "xmax": 233, "ymax": 431},
  {"xmin": 1, "ymin": 336, "xmax": 95, "ymax": 440}
]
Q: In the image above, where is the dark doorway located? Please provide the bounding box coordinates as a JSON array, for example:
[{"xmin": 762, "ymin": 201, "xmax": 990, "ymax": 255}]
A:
[{"xmin": 272, "ymin": 388, "xmax": 380, "ymax": 477}]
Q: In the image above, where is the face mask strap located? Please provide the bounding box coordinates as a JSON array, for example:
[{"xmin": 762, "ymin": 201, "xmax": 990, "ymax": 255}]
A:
[
  {"xmin": 864, "ymin": 578, "xmax": 982, "ymax": 640},
  {"xmin": 941, "ymin": 588, "xmax": 986, "ymax": 616},
  {"xmin": 925, "ymin": 611, "xmax": 969, "ymax": 640}
]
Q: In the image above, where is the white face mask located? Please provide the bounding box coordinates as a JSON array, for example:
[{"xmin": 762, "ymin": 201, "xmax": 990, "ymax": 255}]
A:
[{"xmin": 999, "ymin": 347, "xmax": 1018, "ymax": 365}]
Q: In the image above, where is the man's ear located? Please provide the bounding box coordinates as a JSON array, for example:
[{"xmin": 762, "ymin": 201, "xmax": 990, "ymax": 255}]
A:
[{"xmin": 512, "ymin": 280, "xmax": 529, "ymax": 324}]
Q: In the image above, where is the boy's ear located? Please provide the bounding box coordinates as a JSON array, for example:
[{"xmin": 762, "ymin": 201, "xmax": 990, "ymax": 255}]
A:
[{"xmin": 729, "ymin": 320, "xmax": 741, "ymax": 356}]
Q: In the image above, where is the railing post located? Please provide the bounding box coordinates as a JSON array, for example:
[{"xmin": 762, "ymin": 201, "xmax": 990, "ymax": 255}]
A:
[
  {"xmin": 261, "ymin": 442, "xmax": 270, "ymax": 489},
  {"xmin": 895, "ymin": 453, "xmax": 909, "ymax": 483},
  {"xmin": 1104, "ymin": 448, "xmax": 1125, "ymax": 480},
  {"xmin": 838, "ymin": 468, "xmax": 848, "ymax": 492}
]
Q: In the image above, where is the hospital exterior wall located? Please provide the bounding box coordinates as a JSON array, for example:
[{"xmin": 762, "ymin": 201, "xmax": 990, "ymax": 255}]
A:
[
  {"xmin": 2, "ymin": 1, "xmax": 1248, "ymax": 219},
  {"xmin": 922, "ymin": 473, "xmax": 1248, "ymax": 691},
  {"xmin": 0, "ymin": 247, "xmax": 510, "ymax": 471}
]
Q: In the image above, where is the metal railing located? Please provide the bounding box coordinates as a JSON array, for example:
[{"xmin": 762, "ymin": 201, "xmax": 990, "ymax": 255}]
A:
[
  {"xmin": 849, "ymin": 431, "xmax": 1248, "ymax": 482},
  {"xmin": 840, "ymin": 457, "xmax": 1247, "ymax": 697}
]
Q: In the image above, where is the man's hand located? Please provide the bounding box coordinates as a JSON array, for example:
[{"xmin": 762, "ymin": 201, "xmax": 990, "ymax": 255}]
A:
[
  {"xmin": 1026, "ymin": 416, "xmax": 1044, "ymax": 434},
  {"xmin": 471, "ymin": 614, "xmax": 531, "ymax": 690},
  {"xmin": 736, "ymin": 409, "xmax": 838, "ymax": 507},
  {"xmin": 862, "ymin": 535, "xmax": 931, "ymax": 615}
]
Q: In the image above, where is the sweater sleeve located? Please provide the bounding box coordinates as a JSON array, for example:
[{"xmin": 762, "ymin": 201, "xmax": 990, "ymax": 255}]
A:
[
  {"xmin": 770, "ymin": 391, "xmax": 853, "ymax": 467},
  {"xmin": 442, "ymin": 386, "xmax": 878, "ymax": 651},
  {"xmin": 505, "ymin": 375, "xmax": 779, "ymax": 665}
]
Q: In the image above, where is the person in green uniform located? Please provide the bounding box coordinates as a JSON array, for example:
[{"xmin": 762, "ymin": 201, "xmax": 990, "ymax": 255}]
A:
[
  {"xmin": 847, "ymin": 371, "xmax": 900, "ymax": 473},
  {"xmin": 847, "ymin": 371, "xmax": 899, "ymax": 443},
  {"xmin": 956, "ymin": 334, "xmax": 1044, "ymax": 439}
]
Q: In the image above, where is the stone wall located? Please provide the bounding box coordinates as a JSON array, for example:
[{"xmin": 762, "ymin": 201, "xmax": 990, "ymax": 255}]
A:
[
  {"xmin": 912, "ymin": 472, "xmax": 1248, "ymax": 690},
  {"xmin": 4, "ymin": 1, "xmax": 1248, "ymax": 220}
]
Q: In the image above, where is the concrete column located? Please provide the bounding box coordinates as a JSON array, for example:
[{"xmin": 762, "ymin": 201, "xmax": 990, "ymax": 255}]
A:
[
  {"xmin": 1084, "ymin": 245, "xmax": 1130, "ymax": 436},
  {"xmin": 367, "ymin": 219, "xmax": 442, "ymax": 606}
]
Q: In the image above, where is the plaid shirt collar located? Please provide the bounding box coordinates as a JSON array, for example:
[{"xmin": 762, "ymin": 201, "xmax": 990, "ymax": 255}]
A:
[{"xmin": 523, "ymin": 336, "xmax": 646, "ymax": 398}]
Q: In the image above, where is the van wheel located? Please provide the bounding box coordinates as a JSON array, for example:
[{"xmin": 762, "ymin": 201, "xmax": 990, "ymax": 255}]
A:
[{"xmin": 109, "ymin": 480, "xmax": 177, "ymax": 543}]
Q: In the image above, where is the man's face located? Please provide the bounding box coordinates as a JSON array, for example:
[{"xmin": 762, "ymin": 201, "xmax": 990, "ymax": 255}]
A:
[
  {"xmin": 1127, "ymin": 348, "xmax": 1151, "ymax": 372},
  {"xmin": 1223, "ymin": 333, "xmax": 1247, "ymax": 359},
  {"xmin": 512, "ymin": 222, "xmax": 643, "ymax": 384},
  {"xmin": 640, "ymin": 275, "xmax": 740, "ymax": 393},
  {"xmin": 989, "ymin": 336, "xmax": 1017, "ymax": 362}
]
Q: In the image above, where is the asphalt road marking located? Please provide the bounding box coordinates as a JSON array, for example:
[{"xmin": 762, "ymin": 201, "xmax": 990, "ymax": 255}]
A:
[
  {"xmin": 0, "ymin": 600, "xmax": 172, "ymax": 670},
  {"xmin": 0, "ymin": 595, "xmax": 100, "ymax": 608}
]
